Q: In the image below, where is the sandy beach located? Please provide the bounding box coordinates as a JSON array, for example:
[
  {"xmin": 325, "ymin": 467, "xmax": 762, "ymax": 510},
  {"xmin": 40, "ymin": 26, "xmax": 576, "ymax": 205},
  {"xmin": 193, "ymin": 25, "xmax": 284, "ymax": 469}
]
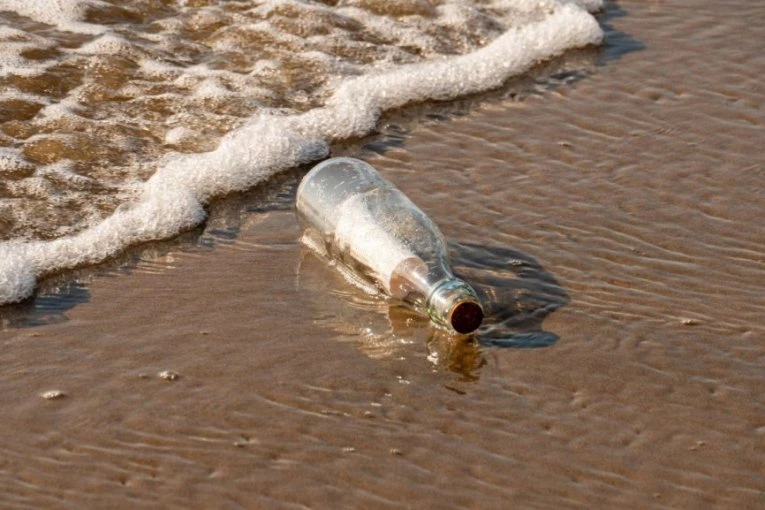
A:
[{"xmin": 1, "ymin": 1, "xmax": 764, "ymax": 508}]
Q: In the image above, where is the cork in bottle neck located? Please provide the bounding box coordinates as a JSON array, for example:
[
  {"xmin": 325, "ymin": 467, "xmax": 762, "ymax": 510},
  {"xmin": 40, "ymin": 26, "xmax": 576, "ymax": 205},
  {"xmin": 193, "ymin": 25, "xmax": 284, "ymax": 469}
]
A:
[{"xmin": 426, "ymin": 279, "xmax": 483, "ymax": 334}]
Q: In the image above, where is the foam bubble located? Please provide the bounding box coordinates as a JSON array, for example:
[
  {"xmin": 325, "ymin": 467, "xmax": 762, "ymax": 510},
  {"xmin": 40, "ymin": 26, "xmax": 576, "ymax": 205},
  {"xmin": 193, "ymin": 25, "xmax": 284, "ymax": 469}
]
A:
[
  {"xmin": 4, "ymin": 0, "xmax": 108, "ymax": 34},
  {"xmin": 164, "ymin": 126, "xmax": 200, "ymax": 146},
  {"xmin": 0, "ymin": 148, "xmax": 35, "ymax": 175},
  {"xmin": 19, "ymin": 184, "xmax": 206, "ymax": 279},
  {"xmin": 73, "ymin": 33, "xmax": 137, "ymax": 57},
  {"xmin": 193, "ymin": 78, "xmax": 233, "ymax": 100},
  {"xmin": 0, "ymin": 247, "xmax": 36, "ymax": 305},
  {"xmin": 0, "ymin": 36, "xmax": 53, "ymax": 78},
  {"xmin": 6, "ymin": 175, "xmax": 55, "ymax": 199},
  {"xmin": 39, "ymin": 161, "xmax": 96, "ymax": 187},
  {"xmin": 150, "ymin": 117, "xmax": 330, "ymax": 202},
  {"xmin": 295, "ymin": 3, "xmax": 603, "ymax": 139}
]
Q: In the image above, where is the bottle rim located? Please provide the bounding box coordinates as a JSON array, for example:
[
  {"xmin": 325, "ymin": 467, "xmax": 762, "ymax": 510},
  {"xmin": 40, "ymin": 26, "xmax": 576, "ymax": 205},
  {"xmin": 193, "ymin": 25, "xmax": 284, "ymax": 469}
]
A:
[{"xmin": 426, "ymin": 279, "xmax": 483, "ymax": 335}]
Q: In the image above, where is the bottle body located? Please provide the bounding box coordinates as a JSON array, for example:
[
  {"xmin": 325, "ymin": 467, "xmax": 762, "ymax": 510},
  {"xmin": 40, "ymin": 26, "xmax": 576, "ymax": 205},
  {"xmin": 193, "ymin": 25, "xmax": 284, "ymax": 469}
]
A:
[{"xmin": 296, "ymin": 157, "xmax": 483, "ymax": 334}]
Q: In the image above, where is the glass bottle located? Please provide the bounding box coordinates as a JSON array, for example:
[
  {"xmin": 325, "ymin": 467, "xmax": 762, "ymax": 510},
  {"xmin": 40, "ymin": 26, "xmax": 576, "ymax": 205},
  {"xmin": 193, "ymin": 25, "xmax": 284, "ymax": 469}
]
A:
[{"xmin": 296, "ymin": 157, "xmax": 483, "ymax": 334}]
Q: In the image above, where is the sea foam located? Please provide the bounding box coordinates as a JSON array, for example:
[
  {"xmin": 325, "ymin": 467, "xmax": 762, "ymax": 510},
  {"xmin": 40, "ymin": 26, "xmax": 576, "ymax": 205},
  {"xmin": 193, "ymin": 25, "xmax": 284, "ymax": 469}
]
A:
[
  {"xmin": 0, "ymin": 1, "xmax": 603, "ymax": 304},
  {"xmin": 2, "ymin": 0, "xmax": 108, "ymax": 34}
]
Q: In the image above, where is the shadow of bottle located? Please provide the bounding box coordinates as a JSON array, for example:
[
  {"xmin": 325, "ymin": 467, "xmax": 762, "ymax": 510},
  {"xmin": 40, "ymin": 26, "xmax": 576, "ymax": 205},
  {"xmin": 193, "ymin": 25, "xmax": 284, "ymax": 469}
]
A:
[
  {"xmin": 297, "ymin": 240, "xmax": 569, "ymax": 381},
  {"xmin": 450, "ymin": 242, "xmax": 569, "ymax": 350}
]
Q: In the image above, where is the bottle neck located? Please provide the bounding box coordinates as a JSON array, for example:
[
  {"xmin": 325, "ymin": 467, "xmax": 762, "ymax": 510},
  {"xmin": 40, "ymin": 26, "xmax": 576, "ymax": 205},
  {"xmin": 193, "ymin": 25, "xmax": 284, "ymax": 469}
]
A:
[{"xmin": 426, "ymin": 279, "xmax": 484, "ymax": 334}]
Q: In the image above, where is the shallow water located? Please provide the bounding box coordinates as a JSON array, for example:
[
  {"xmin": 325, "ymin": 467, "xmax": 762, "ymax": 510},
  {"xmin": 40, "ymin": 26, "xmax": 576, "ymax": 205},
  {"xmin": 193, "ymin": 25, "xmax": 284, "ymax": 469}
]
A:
[{"xmin": 1, "ymin": 0, "xmax": 765, "ymax": 508}]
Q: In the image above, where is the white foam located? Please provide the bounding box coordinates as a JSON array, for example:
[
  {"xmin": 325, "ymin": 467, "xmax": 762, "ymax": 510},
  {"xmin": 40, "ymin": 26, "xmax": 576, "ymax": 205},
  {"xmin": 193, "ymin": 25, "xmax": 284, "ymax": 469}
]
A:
[
  {"xmin": 4, "ymin": 0, "xmax": 109, "ymax": 34},
  {"xmin": 73, "ymin": 33, "xmax": 137, "ymax": 57},
  {"xmin": 0, "ymin": 246, "xmax": 36, "ymax": 305},
  {"xmin": 193, "ymin": 78, "xmax": 233, "ymax": 100},
  {"xmin": 164, "ymin": 126, "xmax": 199, "ymax": 146},
  {"xmin": 0, "ymin": 1, "xmax": 603, "ymax": 304},
  {"xmin": 6, "ymin": 175, "xmax": 55, "ymax": 199},
  {"xmin": 0, "ymin": 90, "xmax": 49, "ymax": 105},
  {"xmin": 139, "ymin": 58, "xmax": 183, "ymax": 77},
  {"xmin": 335, "ymin": 8, "xmax": 439, "ymax": 62},
  {"xmin": 0, "ymin": 148, "xmax": 34, "ymax": 175},
  {"xmin": 39, "ymin": 161, "xmax": 95, "ymax": 187},
  {"xmin": 11, "ymin": 184, "xmax": 206, "ymax": 283},
  {"xmin": 0, "ymin": 35, "xmax": 53, "ymax": 78},
  {"xmin": 0, "ymin": 26, "xmax": 26, "ymax": 39}
]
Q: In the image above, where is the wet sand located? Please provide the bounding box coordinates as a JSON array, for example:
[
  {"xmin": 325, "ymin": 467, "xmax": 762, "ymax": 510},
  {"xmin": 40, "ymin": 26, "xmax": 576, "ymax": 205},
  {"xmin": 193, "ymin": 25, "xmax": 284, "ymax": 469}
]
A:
[{"xmin": 1, "ymin": 1, "xmax": 765, "ymax": 508}]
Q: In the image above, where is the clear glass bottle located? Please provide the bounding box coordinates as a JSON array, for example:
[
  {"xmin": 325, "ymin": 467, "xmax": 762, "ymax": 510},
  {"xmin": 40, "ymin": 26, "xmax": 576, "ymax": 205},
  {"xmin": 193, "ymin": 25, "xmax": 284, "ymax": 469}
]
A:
[{"xmin": 296, "ymin": 157, "xmax": 483, "ymax": 334}]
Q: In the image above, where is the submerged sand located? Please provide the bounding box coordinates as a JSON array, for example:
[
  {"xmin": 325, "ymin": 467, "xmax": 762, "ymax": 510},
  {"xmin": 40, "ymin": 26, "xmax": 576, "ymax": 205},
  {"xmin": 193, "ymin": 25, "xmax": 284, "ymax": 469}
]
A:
[{"xmin": 1, "ymin": 1, "xmax": 764, "ymax": 508}]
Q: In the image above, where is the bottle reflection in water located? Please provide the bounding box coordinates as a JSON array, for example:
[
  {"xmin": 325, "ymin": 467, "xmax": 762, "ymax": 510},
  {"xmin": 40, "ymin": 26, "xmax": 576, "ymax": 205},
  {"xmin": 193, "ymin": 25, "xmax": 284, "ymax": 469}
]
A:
[{"xmin": 296, "ymin": 157, "xmax": 483, "ymax": 334}]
